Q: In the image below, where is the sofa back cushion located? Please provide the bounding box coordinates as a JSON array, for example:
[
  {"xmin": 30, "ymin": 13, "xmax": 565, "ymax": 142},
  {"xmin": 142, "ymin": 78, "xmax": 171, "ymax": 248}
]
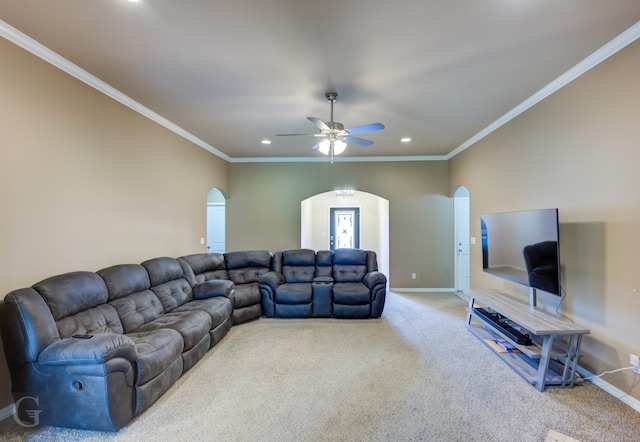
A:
[
  {"xmin": 33, "ymin": 271, "xmax": 124, "ymax": 338},
  {"xmin": 332, "ymin": 249, "xmax": 369, "ymax": 283},
  {"xmin": 98, "ymin": 264, "xmax": 163, "ymax": 334},
  {"xmin": 142, "ymin": 257, "xmax": 193, "ymax": 312},
  {"xmin": 34, "ymin": 271, "xmax": 108, "ymax": 321},
  {"xmin": 281, "ymin": 249, "xmax": 316, "ymax": 283},
  {"xmin": 178, "ymin": 253, "xmax": 228, "ymax": 286},
  {"xmin": 224, "ymin": 250, "xmax": 272, "ymax": 285},
  {"xmin": 315, "ymin": 250, "xmax": 333, "ymax": 278}
]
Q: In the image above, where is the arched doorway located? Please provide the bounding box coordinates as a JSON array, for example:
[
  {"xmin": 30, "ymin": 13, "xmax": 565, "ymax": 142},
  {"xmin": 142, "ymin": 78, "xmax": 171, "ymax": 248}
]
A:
[
  {"xmin": 300, "ymin": 190, "xmax": 389, "ymax": 281},
  {"xmin": 452, "ymin": 186, "xmax": 470, "ymax": 291},
  {"xmin": 207, "ymin": 188, "xmax": 227, "ymax": 253}
]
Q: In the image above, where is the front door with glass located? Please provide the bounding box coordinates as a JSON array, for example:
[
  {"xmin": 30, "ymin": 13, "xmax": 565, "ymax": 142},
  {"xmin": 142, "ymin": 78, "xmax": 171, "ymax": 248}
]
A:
[{"xmin": 329, "ymin": 207, "xmax": 360, "ymax": 250}]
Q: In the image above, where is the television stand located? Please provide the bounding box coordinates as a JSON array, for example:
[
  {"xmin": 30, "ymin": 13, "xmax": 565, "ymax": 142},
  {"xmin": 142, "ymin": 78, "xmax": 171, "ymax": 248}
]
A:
[{"xmin": 465, "ymin": 289, "xmax": 590, "ymax": 391}]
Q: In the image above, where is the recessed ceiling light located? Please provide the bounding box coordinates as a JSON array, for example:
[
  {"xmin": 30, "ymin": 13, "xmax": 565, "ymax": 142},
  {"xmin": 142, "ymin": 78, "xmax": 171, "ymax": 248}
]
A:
[
  {"xmin": 261, "ymin": 139, "xmax": 272, "ymax": 145},
  {"xmin": 126, "ymin": 0, "xmax": 141, "ymax": 3},
  {"xmin": 401, "ymin": 137, "xmax": 411, "ymax": 143}
]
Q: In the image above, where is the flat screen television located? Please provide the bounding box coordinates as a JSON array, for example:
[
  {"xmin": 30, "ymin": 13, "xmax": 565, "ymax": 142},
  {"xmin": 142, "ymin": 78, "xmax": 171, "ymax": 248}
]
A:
[{"xmin": 481, "ymin": 208, "xmax": 561, "ymax": 298}]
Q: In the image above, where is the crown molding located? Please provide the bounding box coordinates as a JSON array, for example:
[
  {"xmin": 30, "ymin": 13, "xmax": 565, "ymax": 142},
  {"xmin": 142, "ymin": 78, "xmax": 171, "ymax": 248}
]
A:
[
  {"xmin": 2, "ymin": 18, "xmax": 638, "ymax": 164},
  {"xmin": 446, "ymin": 20, "xmax": 640, "ymax": 160},
  {"xmin": 229, "ymin": 155, "xmax": 448, "ymax": 163}
]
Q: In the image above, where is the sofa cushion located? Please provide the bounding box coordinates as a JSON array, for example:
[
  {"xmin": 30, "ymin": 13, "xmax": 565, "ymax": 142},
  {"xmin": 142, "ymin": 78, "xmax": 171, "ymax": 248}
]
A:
[
  {"xmin": 98, "ymin": 264, "xmax": 151, "ymax": 301},
  {"xmin": 315, "ymin": 250, "xmax": 333, "ymax": 278},
  {"xmin": 142, "ymin": 257, "xmax": 183, "ymax": 286},
  {"xmin": 126, "ymin": 329, "xmax": 184, "ymax": 385},
  {"xmin": 281, "ymin": 249, "xmax": 316, "ymax": 283},
  {"xmin": 179, "ymin": 253, "xmax": 228, "ymax": 286},
  {"xmin": 333, "ymin": 282, "xmax": 371, "ymax": 305},
  {"xmin": 276, "ymin": 283, "xmax": 313, "ymax": 304},
  {"xmin": 135, "ymin": 310, "xmax": 211, "ymax": 351},
  {"xmin": 224, "ymin": 250, "xmax": 271, "ymax": 284},
  {"xmin": 56, "ymin": 304, "xmax": 125, "ymax": 338},
  {"xmin": 142, "ymin": 257, "xmax": 193, "ymax": 311},
  {"xmin": 172, "ymin": 297, "xmax": 233, "ymax": 330},
  {"xmin": 332, "ymin": 249, "xmax": 368, "ymax": 283},
  {"xmin": 108, "ymin": 290, "xmax": 164, "ymax": 334},
  {"xmin": 33, "ymin": 272, "xmax": 109, "ymax": 321},
  {"xmin": 233, "ymin": 283, "xmax": 262, "ymax": 308}
]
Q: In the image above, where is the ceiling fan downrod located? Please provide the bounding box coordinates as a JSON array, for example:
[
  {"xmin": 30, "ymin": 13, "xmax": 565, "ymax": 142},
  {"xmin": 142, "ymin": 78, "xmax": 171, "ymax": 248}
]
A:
[{"xmin": 326, "ymin": 92, "xmax": 337, "ymax": 124}]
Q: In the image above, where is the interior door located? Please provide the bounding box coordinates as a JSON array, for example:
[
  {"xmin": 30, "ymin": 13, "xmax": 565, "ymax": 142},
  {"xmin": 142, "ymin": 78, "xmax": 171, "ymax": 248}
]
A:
[
  {"xmin": 455, "ymin": 196, "xmax": 470, "ymax": 291},
  {"xmin": 329, "ymin": 208, "xmax": 360, "ymax": 250},
  {"xmin": 206, "ymin": 203, "xmax": 225, "ymax": 253}
]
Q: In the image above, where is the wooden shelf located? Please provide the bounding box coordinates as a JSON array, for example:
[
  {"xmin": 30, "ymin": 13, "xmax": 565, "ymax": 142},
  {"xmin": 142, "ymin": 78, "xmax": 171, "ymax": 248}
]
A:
[
  {"xmin": 464, "ymin": 289, "xmax": 589, "ymax": 391},
  {"xmin": 465, "ymin": 310, "xmax": 569, "ymax": 359},
  {"xmin": 466, "ymin": 289, "xmax": 589, "ymax": 335},
  {"xmin": 467, "ymin": 323, "xmax": 583, "ymax": 387}
]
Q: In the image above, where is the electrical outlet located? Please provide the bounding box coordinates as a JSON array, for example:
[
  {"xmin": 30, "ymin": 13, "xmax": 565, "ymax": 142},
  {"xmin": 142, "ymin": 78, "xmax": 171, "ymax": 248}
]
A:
[
  {"xmin": 630, "ymin": 353, "xmax": 640, "ymax": 374},
  {"xmin": 411, "ymin": 273, "xmax": 416, "ymax": 279}
]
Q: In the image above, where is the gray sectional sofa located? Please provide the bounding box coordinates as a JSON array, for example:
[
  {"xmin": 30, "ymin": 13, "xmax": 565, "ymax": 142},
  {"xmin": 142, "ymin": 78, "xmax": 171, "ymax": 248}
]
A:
[{"xmin": 0, "ymin": 248, "xmax": 386, "ymax": 432}]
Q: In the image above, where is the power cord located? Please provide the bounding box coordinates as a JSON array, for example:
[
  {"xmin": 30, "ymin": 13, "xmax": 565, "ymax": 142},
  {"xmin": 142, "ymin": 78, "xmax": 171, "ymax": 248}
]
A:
[
  {"xmin": 582, "ymin": 366, "xmax": 634, "ymax": 380},
  {"xmin": 555, "ymin": 285, "xmax": 574, "ymax": 322}
]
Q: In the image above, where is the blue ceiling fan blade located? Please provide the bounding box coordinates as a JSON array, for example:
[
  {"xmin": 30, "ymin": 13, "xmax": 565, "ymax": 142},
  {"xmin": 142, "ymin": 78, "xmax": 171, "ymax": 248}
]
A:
[
  {"xmin": 346, "ymin": 123, "xmax": 385, "ymax": 135},
  {"xmin": 344, "ymin": 136, "xmax": 373, "ymax": 147}
]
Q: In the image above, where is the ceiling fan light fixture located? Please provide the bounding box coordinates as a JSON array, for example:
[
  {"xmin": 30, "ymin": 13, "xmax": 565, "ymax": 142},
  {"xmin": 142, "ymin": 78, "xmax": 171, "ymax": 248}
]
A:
[
  {"xmin": 318, "ymin": 139, "xmax": 347, "ymax": 156},
  {"xmin": 318, "ymin": 139, "xmax": 331, "ymax": 155},
  {"xmin": 333, "ymin": 139, "xmax": 347, "ymax": 155}
]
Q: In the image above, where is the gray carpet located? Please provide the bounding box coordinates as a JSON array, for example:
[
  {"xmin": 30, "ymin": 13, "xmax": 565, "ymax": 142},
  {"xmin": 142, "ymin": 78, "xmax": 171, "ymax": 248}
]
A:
[{"xmin": 1, "ymin": 291, "xmax": 639, "ymax": 441}]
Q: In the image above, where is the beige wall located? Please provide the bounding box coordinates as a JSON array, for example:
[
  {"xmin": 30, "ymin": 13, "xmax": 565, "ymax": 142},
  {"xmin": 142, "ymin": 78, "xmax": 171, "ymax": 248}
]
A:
[
  {"xmin": 0, "ymin": 38, "xmax": 229, "ymax": 411},
  {"xmin": 449, "ymin": 40, "xmax": 640, "ymax": 399},
  {"xmin": 301, "ymin": 191, "xmax": 390, "ymax": 277},
  {"xmin": 227, "ymin": 161, "xmax": 453, "ymax": 289}
]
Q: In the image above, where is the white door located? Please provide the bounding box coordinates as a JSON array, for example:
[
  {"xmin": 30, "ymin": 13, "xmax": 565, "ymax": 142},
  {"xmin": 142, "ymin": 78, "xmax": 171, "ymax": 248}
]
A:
[
  {"xmin": 207, "ymin": 203, "xmax": 225, "ymax": 253},
  {"xmin": 455, "ymin": 195, "xmax": 470, "ymax": 291}
]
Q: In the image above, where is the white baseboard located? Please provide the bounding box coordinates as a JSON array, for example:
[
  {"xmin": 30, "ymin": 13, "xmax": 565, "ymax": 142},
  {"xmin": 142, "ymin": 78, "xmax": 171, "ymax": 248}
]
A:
[
  {"xmin": 577, "ymin": 366, "xmax": 640, "ymax": 413},
  {"xmin": 0, "ymin": 403, "xmax": 14, "ymax": 422},
  {"xmin": 390, "ymin": 287, "xmax": 456, "ymax": 293}
]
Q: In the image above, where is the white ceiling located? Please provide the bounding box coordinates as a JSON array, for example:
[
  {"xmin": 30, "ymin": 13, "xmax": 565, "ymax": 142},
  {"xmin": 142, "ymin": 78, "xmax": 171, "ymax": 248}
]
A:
[{"xmin": 1, "ymin": 1, "xmax": 639, "ymax": 161}]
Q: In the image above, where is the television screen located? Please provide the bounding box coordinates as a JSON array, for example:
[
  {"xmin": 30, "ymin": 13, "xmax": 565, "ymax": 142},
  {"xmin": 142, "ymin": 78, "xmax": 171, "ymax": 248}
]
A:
[{"xmin": 481, "ymin": 208, "xmax": 560, "ymax": 296}]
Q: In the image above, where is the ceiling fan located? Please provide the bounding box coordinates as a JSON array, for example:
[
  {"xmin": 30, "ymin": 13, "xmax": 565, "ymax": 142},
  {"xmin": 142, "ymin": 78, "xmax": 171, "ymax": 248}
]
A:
[{"xmin": 277, "ymin": 92, "xmax": 385, "ymax": 161}]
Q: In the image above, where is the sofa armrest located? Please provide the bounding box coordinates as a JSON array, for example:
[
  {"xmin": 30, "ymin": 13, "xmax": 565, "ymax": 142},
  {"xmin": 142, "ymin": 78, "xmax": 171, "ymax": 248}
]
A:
[
  {"xmin": 193, "ymin": 279, "xmax": 234, "ymax": 300},
  {"xmin": 363, "ymin": 271, "xmax": 387, "ymax": 290},
  {"xmin": 38, "ymin": 333, "xmax": 138, "ymax": 366},
  {"xmin": 258, "ymin": 271, "xmax": 284, "ymax": 292}
]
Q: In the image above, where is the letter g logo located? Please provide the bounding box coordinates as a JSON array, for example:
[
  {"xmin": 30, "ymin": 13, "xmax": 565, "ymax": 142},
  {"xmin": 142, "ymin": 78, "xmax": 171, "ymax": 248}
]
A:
[{"xmin": 13, "ymin": 396, "xmax": 41, "ymax": 427}]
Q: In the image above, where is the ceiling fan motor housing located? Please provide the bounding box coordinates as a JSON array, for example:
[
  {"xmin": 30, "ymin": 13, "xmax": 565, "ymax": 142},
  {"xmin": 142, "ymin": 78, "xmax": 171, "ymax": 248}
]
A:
[{"xmin": 326, "ymin": 92, "xmax": 338, "ymax": 102}]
